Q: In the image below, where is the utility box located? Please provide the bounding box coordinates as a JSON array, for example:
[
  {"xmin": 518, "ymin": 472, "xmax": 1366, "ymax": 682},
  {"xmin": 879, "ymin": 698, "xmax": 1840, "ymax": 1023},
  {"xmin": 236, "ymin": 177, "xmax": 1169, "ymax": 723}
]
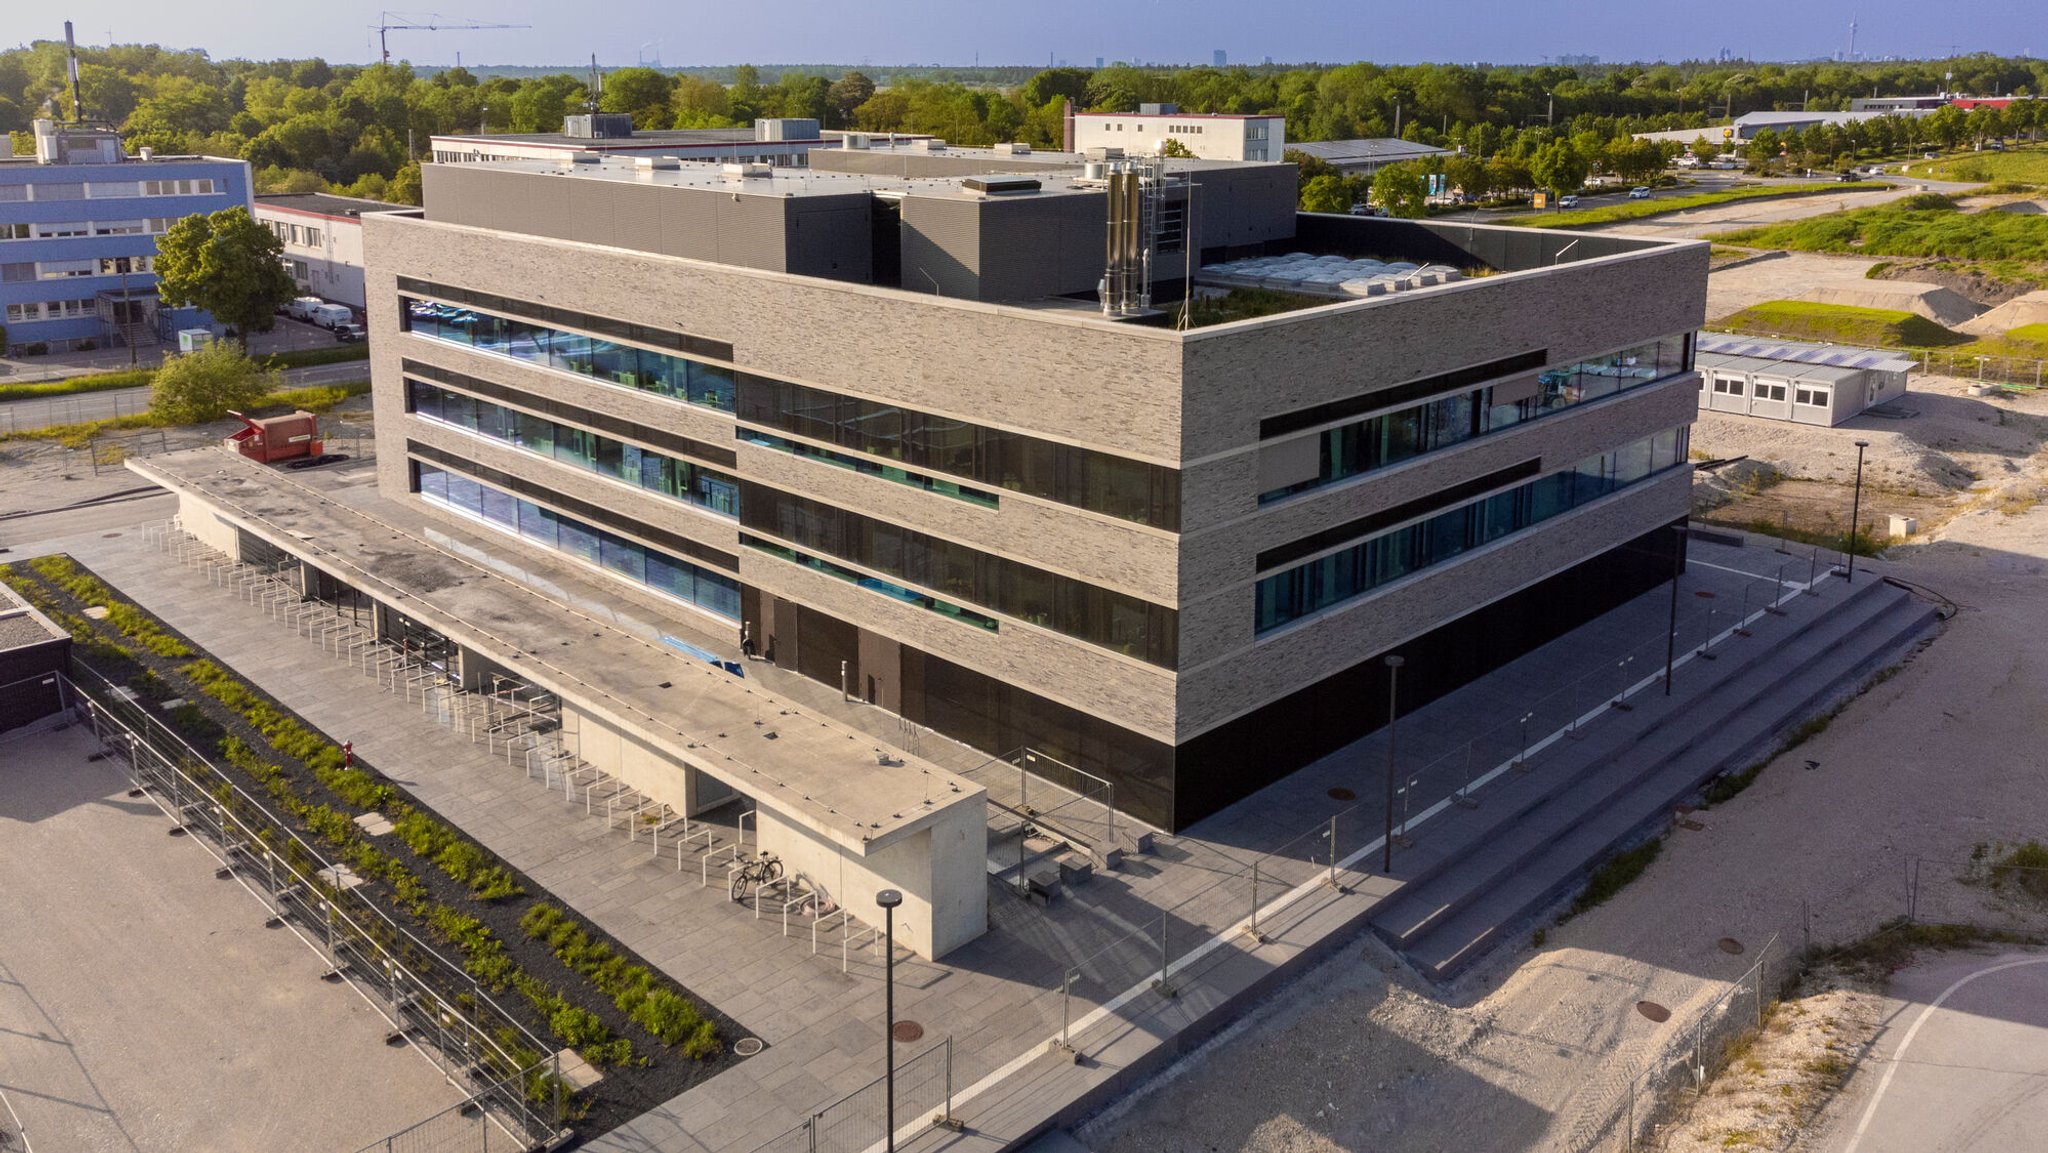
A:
[
  {"xmin": 224, "ymin": 410, "xmax": 322, "ymax": 464},
  {"xmin": 1889, "ymin": 514, "xmax": 1918, "ymax": 538},
  {"xmin": 177, "ymin": 328, "xmax": 214, "ymax": 353}
]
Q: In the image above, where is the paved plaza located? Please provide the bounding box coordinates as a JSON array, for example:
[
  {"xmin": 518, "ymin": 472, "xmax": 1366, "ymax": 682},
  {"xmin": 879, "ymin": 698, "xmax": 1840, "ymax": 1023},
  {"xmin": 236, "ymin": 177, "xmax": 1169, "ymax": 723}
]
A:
[
  {"xmin": 14, "ymin": 480, "xmax": 1890, "ymax": 1151},
  {"xmin": 0, "ymin": 722, "xmax": 465, "ymax": 1152}
]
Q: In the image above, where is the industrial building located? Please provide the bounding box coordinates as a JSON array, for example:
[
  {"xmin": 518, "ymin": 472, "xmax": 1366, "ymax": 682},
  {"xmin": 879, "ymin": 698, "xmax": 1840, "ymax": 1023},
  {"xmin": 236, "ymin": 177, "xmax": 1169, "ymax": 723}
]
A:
[
  {"xmin": 1, "ymin": 120, "xmax": 249, "ymax": 353},
  {"xmin": 133, "ymin": 138, "xmax": 1705, "ymax": 953},
  {"xmin": 254, "ymin": 192, "xmax": 400, "ymax": 312},
  {"xmin": 427, "ymin": 115, "xmax": 891, "ymax": 167},
  {"xmin": 1283, "ymin": 138, "xmax": 1453, "ymax": 177},
  {"xmin": 1695, "ymin": 334, "xmax": 1912, "ymax": 426}
]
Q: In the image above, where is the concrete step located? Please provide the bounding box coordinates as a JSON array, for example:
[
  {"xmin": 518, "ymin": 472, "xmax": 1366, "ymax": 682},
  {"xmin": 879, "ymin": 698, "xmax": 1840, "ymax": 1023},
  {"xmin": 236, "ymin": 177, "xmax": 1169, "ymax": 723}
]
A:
[
  {"xmin": 1401, "ymin": 585, "xmax": 1935, "ymax": 981},
  {"xmin": 1369, "ymin": 576, "xmax": 1902, "ymax": 951}
]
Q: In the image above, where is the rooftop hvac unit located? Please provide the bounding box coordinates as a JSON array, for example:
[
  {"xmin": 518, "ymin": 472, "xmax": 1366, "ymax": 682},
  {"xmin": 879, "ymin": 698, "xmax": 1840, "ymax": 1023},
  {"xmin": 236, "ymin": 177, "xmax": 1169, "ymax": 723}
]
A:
[
  {"xmin": 911, "ymin": 138, "xmax": 946, "ymax": 151},
  {"xmin": 562, "ymin": 113, "xmax": 635, "ymax": 139},
  {"xmin": 993, "ymin": 142, "xmax": 1032, "ymax": 155},
  {"xmin": 1081, "ymin": 161, "xmax": 1107, "ymax": 180},
  {"xmin": 634, "ymin": 156, "xmax": 681, "ymax": 170},
  {"xmin": 721, "ymin": 162, "xmax": 773, "ymax": 179},
  {"xmin": 1139, "ymin": 102, "xmax": 1179, "ymax": 115},
  {"xmin": 841, "ymin": 133, "xmax": 870, "ymax": 149},
  {"xmin": 1084, "ymin": 146, "xmax": 1125, "ymax": 162},
  {"xmin": 962, "ymin": 175, "xmax": 1041, "ymax": 196},
  {"xmin": 754, "ymin": 118, "xmax": 819, "ymax": 142}
]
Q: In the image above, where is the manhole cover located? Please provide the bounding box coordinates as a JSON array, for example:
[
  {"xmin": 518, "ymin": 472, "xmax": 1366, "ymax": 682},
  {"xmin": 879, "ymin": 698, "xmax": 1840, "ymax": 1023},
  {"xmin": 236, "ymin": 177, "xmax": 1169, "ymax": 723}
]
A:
[
  {"xmin": 1636, "ymin": 1000, "xmax": 1671, "ymax": 1023},
  {"xmin": 1678, "ymin": 819, "xmax": 1706, "ymax": 831},
  {"xmin": 1694, "ymin": 590, "xmax": 1717, "ymax": 598},
  {"xmin": 1327, "ymin": 787, "xmax": 1356, "ymax": 801},
  {"xmin": 1718, "ymin": 937, "xmax": 1746, "ymax": 955},
  {"xmin": 733, "ymin": 1037, "xmax": 764, "ymax": 1057},
  {"xmin": 101, "ymin": 532, "xmax": 122, "ymax": 538},
  {"xmin": 892, "ymin": 1021, "xmax": 924, "ymax": 1043}
]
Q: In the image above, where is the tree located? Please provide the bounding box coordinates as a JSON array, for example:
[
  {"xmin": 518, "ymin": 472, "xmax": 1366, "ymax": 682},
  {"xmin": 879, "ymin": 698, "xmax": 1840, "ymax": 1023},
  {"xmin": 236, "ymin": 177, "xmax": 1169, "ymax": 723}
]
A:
[
  {"xmin": 153, "ymin": 207, "xmax": 297, "ymax": 345},
  {"xmin": 1300, "ymin": 172, "xmax": 1350, "ymax": 213},
  {"xmin": 1444, "ymin": 154, "xmax": 1490, "ymax": 202},
  {"xmin": 598, "ymin": 67, "xmax": 674, "ymax": 130},
  {"xmin": 826, "ymin": 71, "xmax": 875, "ymax": 128},
  {"xmin": 1158, "ymin": 137, "xmax": 1194, "ymax": 158},
  {"xmin": 149, "ymin": 343, "xmax": 283, "ymax": 424},
  {"xmin": 1528, "ymin": 139, "xmax": 1590, "ymax": 194},
  {"xmin": 1371, "ymin": 163, "xmax": 1430, "ymax": 217}
]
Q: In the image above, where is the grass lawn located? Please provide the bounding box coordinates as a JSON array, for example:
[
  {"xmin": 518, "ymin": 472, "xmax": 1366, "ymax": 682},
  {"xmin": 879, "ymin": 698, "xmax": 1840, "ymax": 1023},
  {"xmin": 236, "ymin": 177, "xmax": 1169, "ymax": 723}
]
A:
[
  {"xmin": 1714, "ymin": 300, "xmax": 1970, "ymax": 347},
  {"xmin": 0, "ymin": 367, "xmax": 156, "ymax": 403},
  {"xmin": 1714, "ymin": 192, "xmax": 2048, "ymax": 262},
  {"xmin": 1503, "ymin": 181, "xmax": 1888, "ymax": 229},
  {"xmin": 1913, "ymin": 145, "xmax": 2048, "ymax": 185},
  {"xmin": 1, "ymin": 379, "xmax": 370, "ymax": 448}
]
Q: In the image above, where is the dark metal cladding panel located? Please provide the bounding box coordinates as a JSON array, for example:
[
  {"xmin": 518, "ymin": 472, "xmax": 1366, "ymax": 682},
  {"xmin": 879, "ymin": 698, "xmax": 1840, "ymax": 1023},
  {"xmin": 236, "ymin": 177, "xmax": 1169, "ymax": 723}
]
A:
[
  {"xmin": 609, "ymin": 182, "xmax": 668, "ymax": 253},
  {"xmin": 784, "ymin": 196, "xmax": 875, "ymax": 283},
  {"xmin": 713, "ymin": 190, "xmax": 791, "ymax": 273},
  {"xmin": 976, "ymin": 195, "xmax": 1088, "ymax": 301},
  {"xmin": 1187, "ymin": 164, "xmax": 1297, "ymax": 249},
  {"xmin": 660, "ymin": 187, "xmax": 720, "ymax": 261},
  {"xmin": 564, "ymin": 179, "xmax": 621, "ymax": 247},
  {"xmin": 899, "ymin": 196, "xmax": 983, "ymax": 300}
]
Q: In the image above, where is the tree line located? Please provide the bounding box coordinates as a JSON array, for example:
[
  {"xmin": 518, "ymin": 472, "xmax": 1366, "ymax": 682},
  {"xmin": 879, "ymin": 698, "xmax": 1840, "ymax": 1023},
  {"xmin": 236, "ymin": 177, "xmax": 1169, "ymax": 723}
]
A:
[{"xmin": 1, "ymin": 42, "xmax": 2040, "ymax": 207}]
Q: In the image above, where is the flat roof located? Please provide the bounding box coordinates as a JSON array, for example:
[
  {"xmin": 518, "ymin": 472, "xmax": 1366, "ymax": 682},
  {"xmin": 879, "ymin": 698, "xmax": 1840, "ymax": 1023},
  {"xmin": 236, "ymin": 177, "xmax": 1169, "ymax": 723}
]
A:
[
  {"xmin": 0, "ymin": 585, "xmax": 66, "ymax": 650},
  {"xmin": 1075, "ymin": 111, "xmax": 1280, "ymax": 120},
  {"xmin": 1284, "ymin": 138, "xmax": 1453, "ymax": 165},
  {"xmin": 1696, "ymin": 333, "xmax": 1917, "ymax": 373},
  {"xmin": 255, "ymin": 192, "xmax": 402, "ymax": 219},
  {"xmin": 1697, "ymin": 351, "xmax": 1867, "ymax": 382},
  {"xmin": 449, "ymin": 154, "xmax": 1129, "ymax": 202},
  {"xmin": 128, "ymin": 450, "xmax": 984, "ymax": 854}
]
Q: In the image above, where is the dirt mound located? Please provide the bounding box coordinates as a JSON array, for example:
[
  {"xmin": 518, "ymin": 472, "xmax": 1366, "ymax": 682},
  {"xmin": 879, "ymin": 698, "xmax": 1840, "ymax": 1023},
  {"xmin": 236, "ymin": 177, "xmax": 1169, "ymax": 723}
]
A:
[
  {"xmin": 1960, "ymin": 289, "xmax": 2048, "ymax": 336},
  {"xmin": 1872, "ymin": 259, "xmax": 2045, "ymax": 310},
  {"xmin": 1807, "ymin": 279, "xmax": 1984, "ymax": 326},
  {"xmin": 1993, "ymin": 199, "xmax": 2048, "ymax": 215}
]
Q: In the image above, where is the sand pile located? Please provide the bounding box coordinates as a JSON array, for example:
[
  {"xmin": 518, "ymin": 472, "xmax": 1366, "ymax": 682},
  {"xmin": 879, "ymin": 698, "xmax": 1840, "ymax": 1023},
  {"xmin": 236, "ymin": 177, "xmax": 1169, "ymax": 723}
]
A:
[
  {"xmin": 1959, "ymin": 289, "xmax": 2048, "ymax": 336},
  {"xmin": 1807, "ymin": 279, "xmax": 1984, "ymax": 326}
]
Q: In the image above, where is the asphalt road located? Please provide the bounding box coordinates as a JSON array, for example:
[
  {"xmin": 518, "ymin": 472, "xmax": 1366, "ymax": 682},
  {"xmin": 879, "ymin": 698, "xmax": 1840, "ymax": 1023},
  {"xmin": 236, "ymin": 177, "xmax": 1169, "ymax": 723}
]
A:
[
  {"xmin": 0, "ymin": 359, "xmax": 367, "ymax": 433},
  {"xmin": 1828, "ymin": 952, "xmax": 2048, "ymax": 1153}
]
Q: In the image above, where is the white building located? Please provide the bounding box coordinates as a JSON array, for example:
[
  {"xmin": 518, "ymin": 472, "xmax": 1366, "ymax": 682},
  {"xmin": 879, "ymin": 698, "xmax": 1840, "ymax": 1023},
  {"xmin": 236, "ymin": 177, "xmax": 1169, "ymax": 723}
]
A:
[
  {"xmin": 1695, "ymin": 334, "xmax": 1912, "ymax": 426},
  {"xmin": 253, "ymin": 192, "xmax": 398, "ymax": 312},
  {"xmin": 1073, "ymin": 104, "xmax": 1285, "ymax": 162}
]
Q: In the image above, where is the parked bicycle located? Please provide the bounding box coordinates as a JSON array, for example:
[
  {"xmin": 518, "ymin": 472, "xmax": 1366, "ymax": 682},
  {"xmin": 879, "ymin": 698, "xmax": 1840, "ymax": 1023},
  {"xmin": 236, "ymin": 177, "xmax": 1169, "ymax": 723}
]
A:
[{"xmin": 729, "ymin": 850, "xmax": 783, "ymax": 903}]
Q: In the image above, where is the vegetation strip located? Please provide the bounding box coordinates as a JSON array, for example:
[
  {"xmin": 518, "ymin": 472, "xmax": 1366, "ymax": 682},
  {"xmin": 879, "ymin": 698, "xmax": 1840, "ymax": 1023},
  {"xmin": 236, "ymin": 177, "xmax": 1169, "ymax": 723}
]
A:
[
  {"xmin": 1506, "ymin": 181, "xmax": 1887, "ymax": 229},
  {"xmin": 0, "ymin": 555, "xmax": 737, "ymax": 1137}
]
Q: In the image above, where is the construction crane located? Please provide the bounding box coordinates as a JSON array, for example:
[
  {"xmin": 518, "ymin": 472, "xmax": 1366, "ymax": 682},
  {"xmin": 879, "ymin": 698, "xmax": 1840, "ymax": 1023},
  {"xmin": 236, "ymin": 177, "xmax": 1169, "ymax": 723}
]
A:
[{"xmin": 372, "ymin": 12, "xmax": 530, "ymax": 66}]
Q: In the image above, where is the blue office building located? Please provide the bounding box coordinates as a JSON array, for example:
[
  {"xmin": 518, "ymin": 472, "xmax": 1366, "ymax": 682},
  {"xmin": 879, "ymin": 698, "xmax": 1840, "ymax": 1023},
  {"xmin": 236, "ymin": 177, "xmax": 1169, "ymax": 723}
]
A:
[{"xmin": 2, "ymin": 120, "xmax": 250, "ymax": 353}]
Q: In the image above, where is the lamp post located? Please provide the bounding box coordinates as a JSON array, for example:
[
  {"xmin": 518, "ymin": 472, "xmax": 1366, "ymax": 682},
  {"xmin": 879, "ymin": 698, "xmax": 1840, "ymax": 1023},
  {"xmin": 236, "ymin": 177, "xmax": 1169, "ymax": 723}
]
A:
[
  {"xmin": 1382, "ymin": 655, "xmax": 1404, "ymax": 873},
  {"xmin": 1665, "ymin": 524, "xmax": 1689, "ymax": 695},
  {"xmin": 875, "ymin": 888, "xmax": 903, "ymax": 1152},
  {"xmin": 1846, "ymin": 440, "xmax": 1871, "ymax": 582}
]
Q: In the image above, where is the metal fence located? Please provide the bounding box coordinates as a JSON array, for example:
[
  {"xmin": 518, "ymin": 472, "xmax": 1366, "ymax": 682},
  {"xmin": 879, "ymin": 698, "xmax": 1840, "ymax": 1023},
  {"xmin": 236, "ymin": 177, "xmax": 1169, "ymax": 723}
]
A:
[
  {"xmin": 62, "ymin": 666, "xmax": 564, "ymax": 1152},
  {"xmin": 747, "ymin": 1036, "xmax": 957, "ymax": 1153},
  {"xmin": 348, "ymin": 1068, "xmax": 547, "ymax": 1153},
  {"xmin": 1906, "ymin": 854, "xmax": 2048, "ymax": 935},
  {"xmin": 1592, "ymin": 934, "xmax": 1780, "ymax": 1152},
  {"xmin": 1908, "ymin": 349, "xmax": 2047, "ymax": 390}
]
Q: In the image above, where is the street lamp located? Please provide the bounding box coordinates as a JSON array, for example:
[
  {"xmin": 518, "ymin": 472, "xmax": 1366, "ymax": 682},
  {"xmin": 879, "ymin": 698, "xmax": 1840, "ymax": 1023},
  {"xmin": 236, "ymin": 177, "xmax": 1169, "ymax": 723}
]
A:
[
  {"xmin": 1382, "ymin": 655, "xmax": 1404, "ymax": 873},
  {"xmin": 875, "ymin": 888, "xmax": 903, "ymax": 1152},
  {"xmin": 1846, "ymin": 440, "xmax": 1871, "ymax": 582},
  {"xmin": 1665, "ymin": 524, "xmax": 1689, "ymax": 695}
]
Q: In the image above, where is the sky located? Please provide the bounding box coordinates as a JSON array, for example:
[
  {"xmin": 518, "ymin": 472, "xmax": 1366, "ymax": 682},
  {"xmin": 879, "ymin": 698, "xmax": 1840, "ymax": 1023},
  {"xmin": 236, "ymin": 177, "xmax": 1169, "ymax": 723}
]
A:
[{"xmin": 16, "ymin": 0, "xmax": 2042, "ymax": 70}]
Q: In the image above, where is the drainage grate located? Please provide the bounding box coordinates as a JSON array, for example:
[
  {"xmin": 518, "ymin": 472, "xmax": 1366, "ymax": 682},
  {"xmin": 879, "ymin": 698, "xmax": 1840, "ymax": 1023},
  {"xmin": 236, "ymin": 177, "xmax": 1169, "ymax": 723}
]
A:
[
  {"xmin": 892, "ymin": 1021, "xmax": 924, "ymax": 1043},
  {"xmin": 1636, "ymin": 1000, "xmax": 1671, "ymax": 1023},
  {"xmin": 1327, "ymin": 787, "xmax": 1356, "ymax": 802},
  {"xmin": 1718, "ymin": 937, "xmax": 1745, "ymax": 955},
  {"xmin": 733, "ymin": 1037, "xmax": 764, "ymax": 1057}
]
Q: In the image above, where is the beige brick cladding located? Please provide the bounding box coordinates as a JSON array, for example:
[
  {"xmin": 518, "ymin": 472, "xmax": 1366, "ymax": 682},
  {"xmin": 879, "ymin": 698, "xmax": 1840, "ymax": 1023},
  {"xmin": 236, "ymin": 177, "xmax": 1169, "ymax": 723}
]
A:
[
  {"xmin": 735, "ymin": 443, "xmax": 1180, "ymax": 605},
  {"xmin": 363, "ymin": 213, "xmax": 1187, "ymax": 463},
  {"xmin": 1175, "ymin": 467, "xmax": 1690, "ymax": 739},
  {"xmin": 1177, "ymin": 242, "xmax": 1709, "ymax": 470},
  {"xmin": 738, "ymin": 546, "xmax": 1178, "ymax": 743},
  {"xmin": 1176, "ymin": 374, "xmax": 1700, "ymax": 626}
]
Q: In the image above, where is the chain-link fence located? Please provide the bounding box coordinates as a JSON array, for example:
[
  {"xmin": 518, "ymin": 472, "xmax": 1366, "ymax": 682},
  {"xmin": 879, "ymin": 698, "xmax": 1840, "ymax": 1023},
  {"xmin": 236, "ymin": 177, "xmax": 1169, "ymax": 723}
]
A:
[
  {"xmin": 1907, "ymin": 854, "xmax": 2048, "ymax": 936},
  {"xmin": 1592, "ymin": 934, "xmax": 1780, "ymax": 1152},
  {"xmin": 63, "ymin": 667, "xmax": 564, "ymax": 1152},
  {"xmin": 747, "ymin": 1036, "xmax": 956, "ymax": 1153}
]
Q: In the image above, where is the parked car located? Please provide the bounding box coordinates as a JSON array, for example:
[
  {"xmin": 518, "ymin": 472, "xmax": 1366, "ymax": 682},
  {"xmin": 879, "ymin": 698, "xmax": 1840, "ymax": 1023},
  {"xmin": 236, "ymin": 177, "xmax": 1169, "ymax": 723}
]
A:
[
  {"xmin": 333, "ymin": 323, "xmax": 366, "ymax": 343},
  {"xmin": 1348, "ymin": 203, "xmax": 1388, "ymax": 217},
  {"xmin": 1628, "ymin": 186, "xmax": 1652, "ymax": 199},
  {"xmin": 1557, "ymin": 194, "xmax": 1580, "ymax": 209}
]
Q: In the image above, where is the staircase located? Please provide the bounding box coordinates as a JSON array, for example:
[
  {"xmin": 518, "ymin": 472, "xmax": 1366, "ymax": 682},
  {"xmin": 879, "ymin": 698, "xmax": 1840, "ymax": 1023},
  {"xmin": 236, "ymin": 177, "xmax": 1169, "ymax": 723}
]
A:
[{"xmin": 1369, "ymin": 573, "xmax": 1937, "ymax": 983}]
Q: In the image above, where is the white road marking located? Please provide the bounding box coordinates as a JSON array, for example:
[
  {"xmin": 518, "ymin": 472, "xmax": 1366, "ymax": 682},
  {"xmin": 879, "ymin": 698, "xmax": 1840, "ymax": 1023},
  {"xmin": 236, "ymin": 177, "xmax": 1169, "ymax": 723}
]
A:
[{"xmin": 1841, "ymin": 955, "xmax": 2048, "ymax": 1153}]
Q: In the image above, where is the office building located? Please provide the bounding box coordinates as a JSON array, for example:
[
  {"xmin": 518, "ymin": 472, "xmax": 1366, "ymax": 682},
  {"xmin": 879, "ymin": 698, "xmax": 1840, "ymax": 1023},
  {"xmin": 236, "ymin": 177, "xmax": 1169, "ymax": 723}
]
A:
[
  {"xmin": 1073, "ymin": 105, "xmax": 1286, "ymax": 162},
  {"xmin": 1284, "ymin": 138, "xmax": 1454, "ymax": 177},
  {"xmin": 254, "ymin": 192, "xmax": 400, "ymax": 312},
  {"xmin": 1, "ymin": 120, "xmax": 250, "ymax": 352},
  {"xmin": 135, "ymin": 140, "xmax": 1704, "ymax": 947},
  {"xmin": 428, "ymin": 115, "xmax": 891, "ymax": 167}
]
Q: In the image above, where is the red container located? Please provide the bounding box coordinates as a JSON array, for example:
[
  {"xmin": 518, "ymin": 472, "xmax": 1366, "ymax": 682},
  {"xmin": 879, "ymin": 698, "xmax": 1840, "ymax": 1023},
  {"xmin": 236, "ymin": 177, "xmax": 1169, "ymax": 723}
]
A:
[{"xmin": 224, "ymin": 410, "xmax": 324, "ymax": 463}]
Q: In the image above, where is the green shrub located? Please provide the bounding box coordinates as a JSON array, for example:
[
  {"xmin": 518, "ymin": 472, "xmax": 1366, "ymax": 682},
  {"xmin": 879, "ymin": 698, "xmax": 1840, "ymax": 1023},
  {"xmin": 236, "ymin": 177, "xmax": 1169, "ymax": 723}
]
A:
[
  {"xmin": 631, "ymin": 990, "xmax": 706, "ymax": 1046},
  {"xmin": 1568, "ymin": 837, "xmax": 1664, "ymax": 918},
  {"xmin": 302, "ymin": 803, "xmax": 360, "ymax": 849},
  {"xmin": 519, "ymin": 902, "xmax": 715, "ymax": 1054},
  {"xmin": 550, "ymin": 1004, "xmax": 611, "ymax": 1049}
]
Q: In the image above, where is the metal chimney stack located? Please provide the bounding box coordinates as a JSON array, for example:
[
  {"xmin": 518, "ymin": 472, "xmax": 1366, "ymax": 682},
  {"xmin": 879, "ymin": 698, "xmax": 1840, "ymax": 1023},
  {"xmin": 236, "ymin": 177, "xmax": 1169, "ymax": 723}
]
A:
[{"xmin": 65, "ymin": 22, "xmax": 83, "ymax": 120}]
